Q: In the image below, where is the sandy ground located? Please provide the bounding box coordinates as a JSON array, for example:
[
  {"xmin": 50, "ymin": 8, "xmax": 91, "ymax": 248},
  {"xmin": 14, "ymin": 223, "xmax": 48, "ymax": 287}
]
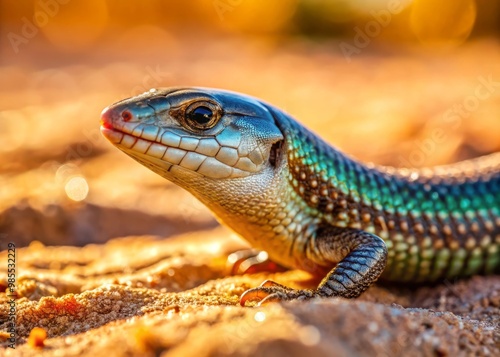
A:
[
  {"xmin": 1, "ymin": 37, "xmax": 500, "ymax": 355},
  {"xmin": 0, "ymin": 230, "xmax": 499, "ymax": 356}
]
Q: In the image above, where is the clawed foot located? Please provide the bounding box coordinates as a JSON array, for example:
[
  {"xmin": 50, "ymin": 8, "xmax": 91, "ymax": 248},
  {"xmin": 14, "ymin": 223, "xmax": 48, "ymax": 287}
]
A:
[
  {"xmin": 236, "ymin": 228, "xmax": 388, "ymax": 305},
  {"xmin": 227, "ymin": 249, "xmax": 287, "ymax": 275},
  {"xmin": 239, "ymin": 280, "xmax": 317, "ymax": 306},
  {"xmin": 227, "ymin": 250, "xmax": 314, "ymax": 306}
]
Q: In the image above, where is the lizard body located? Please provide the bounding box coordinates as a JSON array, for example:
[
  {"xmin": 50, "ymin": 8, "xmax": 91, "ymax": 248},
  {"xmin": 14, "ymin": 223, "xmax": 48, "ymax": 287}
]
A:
[{"xmin": 100, "ymin": 87, "xmax": 500, "ymax": 304}]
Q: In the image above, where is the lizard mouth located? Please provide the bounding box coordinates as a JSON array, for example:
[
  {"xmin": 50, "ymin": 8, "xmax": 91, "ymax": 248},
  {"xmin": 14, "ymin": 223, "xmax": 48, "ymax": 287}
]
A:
[
  {"xmin": 100, "ymin": 119, "xmax": 114, "ymax": 130},
  {"xmin": 100, "ymin": 123, "xmax": 123, "ymax": 144},
  {"xmin": 100, "ymin": 106, "xmax": 124, "ymax": 143},
  {"xmin": 100, "ymin": 107, "xmax": 134, "ymax": 145},
  {"xmin": 99, "ymin": 119, "xmax": 261, "ymax": 179}
]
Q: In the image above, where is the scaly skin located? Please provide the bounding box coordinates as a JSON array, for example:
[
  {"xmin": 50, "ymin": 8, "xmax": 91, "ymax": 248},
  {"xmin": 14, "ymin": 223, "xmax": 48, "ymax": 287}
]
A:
[{"xmin": 100, "ymin": 87, "xmax": 500, "ymax": 305}]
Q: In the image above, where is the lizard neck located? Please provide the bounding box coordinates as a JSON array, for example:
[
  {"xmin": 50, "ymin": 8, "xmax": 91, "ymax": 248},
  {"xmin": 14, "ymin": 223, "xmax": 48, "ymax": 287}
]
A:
[{"xmin": 171, "ymin": 161, "xmax": 320, "ymax": 269}]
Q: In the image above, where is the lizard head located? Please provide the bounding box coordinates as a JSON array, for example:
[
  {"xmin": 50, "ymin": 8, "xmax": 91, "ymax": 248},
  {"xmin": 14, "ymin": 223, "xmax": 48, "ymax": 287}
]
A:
[{"xmin": 100, "ymin": 87, "xmax": 285, "ymax": 190}]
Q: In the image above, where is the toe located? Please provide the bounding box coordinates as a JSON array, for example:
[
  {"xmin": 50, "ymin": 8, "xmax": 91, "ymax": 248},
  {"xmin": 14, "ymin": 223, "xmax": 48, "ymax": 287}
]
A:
[
  {"xmin": 239, "ymin": 287, "xmax": 272, "ymax": 306},
  {"xmin": 259, "ymin": 280, "xmax": 283, "ymax": 288},
  {"xmin": 257, "ymin": 293, "xmax": 286, "ymax": 306}
]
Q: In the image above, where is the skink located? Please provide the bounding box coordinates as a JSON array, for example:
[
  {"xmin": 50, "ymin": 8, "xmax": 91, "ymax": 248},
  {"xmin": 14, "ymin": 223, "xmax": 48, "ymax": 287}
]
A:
[{"xmin": 100, "ymin": 87, "xmax": 500, "ymax": 305}]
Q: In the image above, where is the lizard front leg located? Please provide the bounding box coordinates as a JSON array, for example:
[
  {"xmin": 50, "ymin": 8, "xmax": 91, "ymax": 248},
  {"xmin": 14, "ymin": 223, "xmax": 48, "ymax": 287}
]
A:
[{"xmin": 240, "ymin": 227, "xmax": 388, "ymax": 306}]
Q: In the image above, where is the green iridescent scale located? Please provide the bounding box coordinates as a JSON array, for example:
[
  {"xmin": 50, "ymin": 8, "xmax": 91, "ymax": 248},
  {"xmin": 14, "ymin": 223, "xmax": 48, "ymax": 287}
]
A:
[{"xmin": 278, "ymin": 117, "xmax": 500, "ymax": 282}]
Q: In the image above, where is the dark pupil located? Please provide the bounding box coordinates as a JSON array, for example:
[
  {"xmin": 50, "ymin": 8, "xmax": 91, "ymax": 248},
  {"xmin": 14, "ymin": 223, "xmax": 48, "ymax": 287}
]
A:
[{"xmin": 189, "ymin": 106, "xmax": 213, "ymax": 125}]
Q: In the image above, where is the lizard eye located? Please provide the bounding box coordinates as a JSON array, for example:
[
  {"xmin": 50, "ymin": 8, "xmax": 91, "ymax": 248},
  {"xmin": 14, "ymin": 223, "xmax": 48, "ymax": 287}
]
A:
[{"xmin": 185, "ymin": 101, "xmax": 221, "ymax": 130}]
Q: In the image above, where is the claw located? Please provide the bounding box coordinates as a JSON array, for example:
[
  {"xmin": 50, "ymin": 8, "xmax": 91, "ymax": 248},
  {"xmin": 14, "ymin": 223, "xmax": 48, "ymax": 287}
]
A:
[
  {"xmin": 259, "ymin": 280, "xmax": 290, "ymax": 289},
  {"xmin": 239, "ymin": 280, "xmax": 291, "ymax": 306},
  {"xmin": 239, "ymin": 286, "xmax": 274, "ymax": 306},
  {"xmin": 239, "ymin": 281, "xmax": 317, "ymax": 306},
  {"xmin": 227, "ymin": 249, "xmax": 261, "ymax": 275},
  {"xmin": 226, "ymin": 250, "xmax": 287, "ymax": 275},
  {"xmin": 257, "ymin": 293, "xmax": 287, "ymax": 306}
]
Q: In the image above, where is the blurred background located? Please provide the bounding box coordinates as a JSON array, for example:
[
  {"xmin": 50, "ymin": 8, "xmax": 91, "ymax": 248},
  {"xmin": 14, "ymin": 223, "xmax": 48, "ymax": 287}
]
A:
[{"xmin": 0, "ymin": 0, "xmax": 499, "ymax": 247}]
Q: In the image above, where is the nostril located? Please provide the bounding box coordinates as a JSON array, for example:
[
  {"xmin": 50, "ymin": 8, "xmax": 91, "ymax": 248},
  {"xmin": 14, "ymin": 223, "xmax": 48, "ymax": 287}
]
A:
[{"xmin": 121, "ymin": 110, "xmax": 132, "ymax": 122}]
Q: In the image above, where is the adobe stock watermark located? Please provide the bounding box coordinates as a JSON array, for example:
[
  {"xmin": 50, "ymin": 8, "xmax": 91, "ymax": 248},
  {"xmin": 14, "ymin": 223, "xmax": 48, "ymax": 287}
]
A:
[
  {"xmin": 398, "ymin": 75, "xmax": 500, "ymax": 168},
  {"xmin": 339, "ymin": 0, "xmax": 405, "ymax": 63},
  {"xmin": 5, "ymin": 239, "xmax": 17, "ymax": 349},
  {"xmin": 54, "ymin": 65, "xmax": 170, "ymax": 182},
  {"xmin": 58, "ymin": 65, "xmax": 168, "ymax": 164},
  {"xmin": 124, "ymin": 65, "xmax": 171, "ymax": 98},
  {"xmin": 221, "ymin": 310, "xmax": 288, "ymax": 348},
  {"xmin": 52, "ymin": 125, "xmax": 104, "ymax": 184},
  {"xmin": 213, "ymin": 0, "xmax": 244, "ymax": 21},
  {"xmin": 7, "ymin": 0, "xmax": 71, "ymax": 54}
]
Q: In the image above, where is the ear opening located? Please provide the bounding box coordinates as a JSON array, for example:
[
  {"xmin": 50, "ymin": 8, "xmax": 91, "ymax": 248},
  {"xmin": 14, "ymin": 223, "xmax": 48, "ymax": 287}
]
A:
[
  {"xmin": 261, "ymin": 103, "xmax": 288, "ymax": 169},
  {"xmin": 269, "ymin": 139, "xmax": 283, "ymax": 167}
]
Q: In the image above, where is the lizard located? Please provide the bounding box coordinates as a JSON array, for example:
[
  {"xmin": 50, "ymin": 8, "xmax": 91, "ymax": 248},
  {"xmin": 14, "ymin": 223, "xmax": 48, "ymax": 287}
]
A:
[{"xmin": 100, "ymin": 87, "xmax": 500, "ymax": 306}]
